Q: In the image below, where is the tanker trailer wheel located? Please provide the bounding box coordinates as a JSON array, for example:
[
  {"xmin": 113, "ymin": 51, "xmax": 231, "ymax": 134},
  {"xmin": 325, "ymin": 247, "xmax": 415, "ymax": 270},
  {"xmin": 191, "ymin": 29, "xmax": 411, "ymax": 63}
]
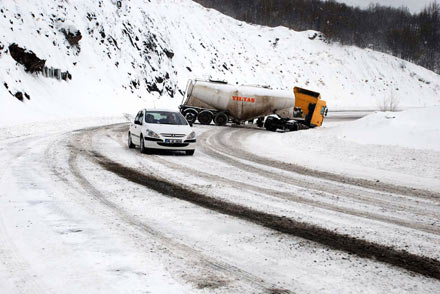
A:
[
  {"xmin": 183, "ymin": 109, "xmax": 198, "ymax": 125},
  {"xmin": 198, "ymin": 110, "xmax": 213, "ymax": 125},
  {"xmin": 256, "ymin": 117, "xmax": 264, "ymax": 128},
  {"xmin": 264, "ymin": 116, "xmax": 278, "ymax": 132},
  {"xmin": 214, "ymin": 112, "xmax": 228, "ymax": 126}
]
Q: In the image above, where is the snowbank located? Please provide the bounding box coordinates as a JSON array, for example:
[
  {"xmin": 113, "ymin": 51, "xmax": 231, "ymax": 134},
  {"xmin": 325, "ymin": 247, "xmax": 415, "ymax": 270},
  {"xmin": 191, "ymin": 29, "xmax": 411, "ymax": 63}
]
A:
[
  {"xmin": 331, "ymin": 107, "xmax": 440, "ymax": 151},
  {"xmin": 241, "ymin": 107, "xmax": 440, "ymax": 190}
]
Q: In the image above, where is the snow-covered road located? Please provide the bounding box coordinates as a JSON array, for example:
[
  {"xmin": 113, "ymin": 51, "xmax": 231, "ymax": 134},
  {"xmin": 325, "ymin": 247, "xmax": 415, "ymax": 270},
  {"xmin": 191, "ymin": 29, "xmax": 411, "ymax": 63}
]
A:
[{"xmin": 0, "ymin": 118, "xmax": 439, "ymax": 293}]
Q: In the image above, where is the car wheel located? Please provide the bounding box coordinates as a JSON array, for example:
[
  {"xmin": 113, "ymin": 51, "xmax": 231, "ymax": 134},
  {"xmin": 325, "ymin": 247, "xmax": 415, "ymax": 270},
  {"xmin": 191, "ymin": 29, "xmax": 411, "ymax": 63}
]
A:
[
  {"xmin": 140, "ymin": 136, "xmax": 146, "ymax": 154},
  {"xmin": 140, "ymin": 136, "xmax": 153, "ymax": 154},
  {"xmin": 186, "ymin": 150, "xmax": 195, "ymax": 156},
  {"xmin": 128, "ymin": 132, "xmax": 135, "ymax": 149}
]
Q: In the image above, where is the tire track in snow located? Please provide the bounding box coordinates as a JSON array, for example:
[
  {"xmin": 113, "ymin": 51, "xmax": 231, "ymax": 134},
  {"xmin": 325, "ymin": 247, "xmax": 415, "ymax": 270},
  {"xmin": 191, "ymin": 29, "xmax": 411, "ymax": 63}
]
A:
[
  {"xmin": 66, "ymin": 127, "xmax": 287, "ymax": 294},
  {"xmin": 107, "ymin": 125, "xmax": 440, "ymax": 258},
  {"xmin": 82, "ymin": 124, "xmax": 440, "ymax": 279},
  {"xmin": 83, "ymin": 143, "xmax": 440, "ymax": 280},
  {"xmin": 205, "ymin": 126, "xmax": 440, "ymax": 201},
  {"xmin": 138, "ymin": 150, "xmax": 440, "ymax": 235},
  {"xmin": 106, "ymin": 125, "xmax": 440, "ymax": 236},
  {"xmin": 198, "ymin": 127, "xmax": 440, "ymax": 210},
  {"xmin": 195, "ymin": 127, "xmax": 440, "ymax": 229}
]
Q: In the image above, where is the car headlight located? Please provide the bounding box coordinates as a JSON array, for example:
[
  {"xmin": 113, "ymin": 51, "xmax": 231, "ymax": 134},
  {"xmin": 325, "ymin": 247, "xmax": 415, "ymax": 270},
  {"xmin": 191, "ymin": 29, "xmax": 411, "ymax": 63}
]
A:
[
  {"xmin": 187, "ymin": 131, "xmax": 196, "ymax": 140},
  {"xmin": 146, "ymin": 129, "xmax": 161, "ymax": 139}
]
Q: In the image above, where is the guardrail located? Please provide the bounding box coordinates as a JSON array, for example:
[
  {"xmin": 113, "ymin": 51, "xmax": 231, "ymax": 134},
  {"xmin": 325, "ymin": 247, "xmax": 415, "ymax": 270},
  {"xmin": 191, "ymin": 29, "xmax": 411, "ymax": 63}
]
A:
[{"xmin": 42, "ymin": 66, "xmax": 72, "ymax": 81}]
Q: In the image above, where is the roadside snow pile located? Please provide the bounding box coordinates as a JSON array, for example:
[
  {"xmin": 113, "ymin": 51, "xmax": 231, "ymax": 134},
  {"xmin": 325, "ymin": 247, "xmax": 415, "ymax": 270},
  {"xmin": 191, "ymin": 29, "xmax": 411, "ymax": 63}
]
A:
[
  {"xmin": 1, "ymin": 0, "xmax": 440, "ymax": 126},
  {"xmin": 241, "ymin": 107, "xmax": 440, "ymax": 190},
  {"xmin": 332, "ymin": 107, "xmax": 440, "ymax": 151},
  {"xmin": 0, "ymin": 115, "xmax": 128, "ymax": 141}
]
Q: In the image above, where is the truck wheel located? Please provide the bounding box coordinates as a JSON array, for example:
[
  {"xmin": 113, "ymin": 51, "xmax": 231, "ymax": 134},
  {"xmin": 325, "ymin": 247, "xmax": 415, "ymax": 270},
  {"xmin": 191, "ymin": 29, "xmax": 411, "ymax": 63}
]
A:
[
  {"xmin": 184, "ymin": 109, "xmax": 198, "ymax": 125},
  {"xmin": 264, "ymin": 117, "xmax": 278, "ymax": 132},
  {"xmin": 198, "ymin": 110, "xmax": 213, "ymax": 125},
  {"xmin": 266, "ymin": 125, "xmax": 277, "ymax": 132},
  {"xmin": 214, "ymin": 112, "xmax": 228, "ymax": 126}
]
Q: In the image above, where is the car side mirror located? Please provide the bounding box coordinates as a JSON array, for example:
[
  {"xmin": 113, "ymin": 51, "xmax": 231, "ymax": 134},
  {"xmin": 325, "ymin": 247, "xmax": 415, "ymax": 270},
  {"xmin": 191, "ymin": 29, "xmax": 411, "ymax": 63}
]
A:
[{"xmin": 189, "ymin": 122, "xmax": 193, "ymax": 127}]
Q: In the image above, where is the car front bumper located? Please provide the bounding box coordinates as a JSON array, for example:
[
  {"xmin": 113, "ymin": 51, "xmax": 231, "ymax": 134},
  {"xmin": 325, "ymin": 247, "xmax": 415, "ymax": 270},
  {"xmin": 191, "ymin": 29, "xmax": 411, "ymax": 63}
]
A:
[{"xmin": 144, "ymin": 137, "xmax": 196, "ymax": 151}]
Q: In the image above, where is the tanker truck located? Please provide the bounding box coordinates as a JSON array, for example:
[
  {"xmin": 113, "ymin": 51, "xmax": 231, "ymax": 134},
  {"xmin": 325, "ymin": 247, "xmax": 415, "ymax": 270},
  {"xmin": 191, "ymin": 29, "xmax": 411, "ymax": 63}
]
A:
[{"xmin": 179, "ymin": 79, "xmax": 328, "ymax": 131}]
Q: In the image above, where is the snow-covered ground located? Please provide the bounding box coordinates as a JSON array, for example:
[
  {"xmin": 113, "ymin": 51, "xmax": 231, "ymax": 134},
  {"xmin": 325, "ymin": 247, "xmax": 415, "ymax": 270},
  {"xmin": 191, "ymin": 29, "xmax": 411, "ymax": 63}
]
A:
[
  {"xmin": 329, "ymin": 107, "xmax": 440, "ymax": 151},
  {"xmin": 1, "ymin": 115, "xmax": 439, "ymax": 293},
  {"xmin": 243, "ymin": 107, "xmax": 440, "ymax": 191}
]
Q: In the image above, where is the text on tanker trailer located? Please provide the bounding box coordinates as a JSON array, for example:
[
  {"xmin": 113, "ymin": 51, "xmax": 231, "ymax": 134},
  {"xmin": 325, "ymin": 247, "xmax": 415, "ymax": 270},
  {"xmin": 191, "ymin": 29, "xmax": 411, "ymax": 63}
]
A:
[{"xmin": 179, "ymin": 79, "xmax": 328, "ymax": 131}]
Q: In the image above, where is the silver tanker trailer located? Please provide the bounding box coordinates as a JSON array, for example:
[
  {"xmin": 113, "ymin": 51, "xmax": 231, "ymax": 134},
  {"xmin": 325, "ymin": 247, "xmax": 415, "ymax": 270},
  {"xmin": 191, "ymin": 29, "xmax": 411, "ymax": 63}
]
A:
[{"xmin": 179, "ymin": 79, "xmax": 328, "ymax": 131}]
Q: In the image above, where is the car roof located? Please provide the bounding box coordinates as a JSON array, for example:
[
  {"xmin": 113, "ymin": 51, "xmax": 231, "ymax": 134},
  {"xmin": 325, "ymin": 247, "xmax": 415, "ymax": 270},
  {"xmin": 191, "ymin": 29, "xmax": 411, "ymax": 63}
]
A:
[{"xmin": 144, "ymin": 108, "xmax": 179, "ymax": 113}]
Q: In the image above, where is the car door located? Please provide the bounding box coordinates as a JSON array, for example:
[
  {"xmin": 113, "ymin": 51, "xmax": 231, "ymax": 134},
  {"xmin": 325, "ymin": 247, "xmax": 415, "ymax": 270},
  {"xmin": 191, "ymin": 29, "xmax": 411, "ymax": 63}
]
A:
[{"xmin": 131, "ymin": 111, "xmax": 143, "ymax": 145}]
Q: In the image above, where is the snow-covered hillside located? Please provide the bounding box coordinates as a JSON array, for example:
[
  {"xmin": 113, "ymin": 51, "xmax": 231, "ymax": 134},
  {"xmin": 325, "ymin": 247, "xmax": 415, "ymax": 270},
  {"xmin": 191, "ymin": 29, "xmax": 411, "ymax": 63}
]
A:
[{"xmin": 1, "ymin": 0, "xmax": 440, "ymax": 126}]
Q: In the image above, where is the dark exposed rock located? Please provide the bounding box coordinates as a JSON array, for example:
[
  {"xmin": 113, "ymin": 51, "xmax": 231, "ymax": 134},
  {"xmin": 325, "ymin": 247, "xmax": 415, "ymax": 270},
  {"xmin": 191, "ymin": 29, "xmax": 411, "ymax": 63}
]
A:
[
  {"xmin": 165, "ymin": 85, "xmax": 174, "ymax": 98},
  {"xmin": 186, "ymin": 66, "xmax": 192, "ymax": 72},
  {"xmin": 163, "ymin": 48, "xmax": 174, "ymax": 59},
  {"xmin": 9, "ymin": 43, "xmax": 46, "ymax": 73},
  {"xmin": 3, "ymin": 82, "xmax": 8, "ymax": 89},
  {"xmin": 131, "ymin": 80, "xmax": 139, "ymax": 89},
  {"xmin": 108, "ymin": 36, "xmax": 119, "ymax": 50},
  {"xmin": 14, "ymin": 91, "xmax": 23, "ymax": 101},
  {"xmin": 155, "ymin": 76, "xmax": 163, "ymax": 83},
  {"xmin": 309, "ymin": 33, "xmax": 318, "ymax": 40},
  {"xmin": 146, "ymin": 82, "xmax": 161, "ymax": 94},
  {"xmin": 142, "ymin": 36, "xmax": 156, "ymax": 52},
  {"xmin": 86, "ymin": 12, "xmax": 96, "ymax": 21},
  {"xmin": 24, "ymin": 92, "xmax": 30, "ymax": 100},
  {"xmin": 61, "ymin": 28, "xmax": 82, "ymax": 46}
]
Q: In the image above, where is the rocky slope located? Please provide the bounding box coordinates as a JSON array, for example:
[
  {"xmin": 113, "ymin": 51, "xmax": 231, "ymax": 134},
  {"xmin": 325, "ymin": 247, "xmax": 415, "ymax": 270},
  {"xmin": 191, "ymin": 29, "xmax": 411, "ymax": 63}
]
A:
[{"xmin": 1, "ymin": 0, "xmax": 439, "ymax": 125}]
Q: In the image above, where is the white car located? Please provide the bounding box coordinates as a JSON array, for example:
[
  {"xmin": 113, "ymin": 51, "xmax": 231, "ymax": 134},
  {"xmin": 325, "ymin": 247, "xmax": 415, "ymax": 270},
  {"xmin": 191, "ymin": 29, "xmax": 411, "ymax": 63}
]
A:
[{"xmin": 128, "ymin": 109, "xmax": 196, "ymax": 155}]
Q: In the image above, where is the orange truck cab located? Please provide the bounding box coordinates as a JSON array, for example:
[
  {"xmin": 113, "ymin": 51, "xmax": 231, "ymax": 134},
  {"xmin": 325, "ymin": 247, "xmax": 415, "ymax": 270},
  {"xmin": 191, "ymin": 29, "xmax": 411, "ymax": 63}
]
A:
[{"xmin": 294, "ymin": 87, "xmax": 328, "ymax": 127}]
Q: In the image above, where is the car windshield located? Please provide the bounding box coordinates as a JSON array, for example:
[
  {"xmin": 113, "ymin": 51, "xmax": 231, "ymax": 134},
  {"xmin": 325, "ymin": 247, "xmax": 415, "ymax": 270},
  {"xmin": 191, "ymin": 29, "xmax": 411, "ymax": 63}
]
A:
[{"xmin": 145, "ymin": 111, "xmax": 188, "ymax": 125}]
